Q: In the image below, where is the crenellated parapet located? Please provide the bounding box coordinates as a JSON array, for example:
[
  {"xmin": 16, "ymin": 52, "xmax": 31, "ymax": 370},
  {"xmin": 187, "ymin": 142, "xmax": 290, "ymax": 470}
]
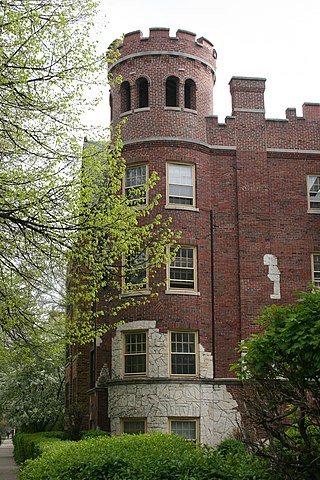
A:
[{"xmin": 109, "ymin": 28, "xmax": 216, "ymax": 73}]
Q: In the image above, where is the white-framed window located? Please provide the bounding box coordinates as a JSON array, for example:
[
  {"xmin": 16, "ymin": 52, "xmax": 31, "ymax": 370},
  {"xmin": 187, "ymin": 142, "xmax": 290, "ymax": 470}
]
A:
[
  {"xmin": 122, "ymin": 418, "xmax": 147, "ymax": 434},
  {"xmin": 125, "ymin": 164, "xmax": 147, "ymax": 206},
  {"xmin": 170, "ymin": 331, "xmax": 198, "ymax": 376},
  {"xmin": 169, "ymin": 418, "xmax": 199, "ymax": 442},
  {"xmin": 307, "ymin": 175, "xmax": 320, "ymax": 212},
  {"xmin": 124, "ymin": 251, "xmax": 148, "ymax": 292},
  {"xmin": 312, "ymin": 254, "xmax": 320, "ymax": 287},
  {"xmin": 168, "ymin": 246, "xmax": 197, "ymax": 291},
  {"xmin": 167, "ymin": 163, "xmax": 195, "ymax": 207},
  {"xmin": 123, "ymin": 331, "xmax": 147, "ymax": 376}
]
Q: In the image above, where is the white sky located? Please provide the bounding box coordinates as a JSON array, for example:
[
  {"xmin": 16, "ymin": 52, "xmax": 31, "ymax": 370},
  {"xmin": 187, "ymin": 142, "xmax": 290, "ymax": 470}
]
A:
[{"xmin": 92, "ymin": 0, "xmax": 320, "ymax": 123}]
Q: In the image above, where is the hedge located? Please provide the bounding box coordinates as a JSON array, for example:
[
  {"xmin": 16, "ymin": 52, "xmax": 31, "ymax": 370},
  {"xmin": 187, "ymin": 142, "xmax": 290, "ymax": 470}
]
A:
[
  {"xmin": 20, "ymin": 433, "xmax": 275, "ymax": 480},
  {"xmin": 13, "ymin": 431, "xmax": 65, "ymax": 464}
]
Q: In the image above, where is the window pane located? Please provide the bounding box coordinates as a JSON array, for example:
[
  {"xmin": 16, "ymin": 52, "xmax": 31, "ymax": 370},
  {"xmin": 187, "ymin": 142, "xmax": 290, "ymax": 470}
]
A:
[
  {"xmin": 313, "ymin": 255, "xmax": 320, "ymax": 287},
  {"xmin": 169, "ymin": 165, "xmax": 192, "ymax": 185},
  {"xmin": 308, "ymin": 176, "xmax": 320, "ymax": 209},
  {"xmin": 125, "ymin": 355, "xmax": 146, "ymax": 374},
  {"xmin": 169, "ymin": 247, "xmax": 195, "ymax": 289},
  {"xmin": 171, "ymin": 420, "xmax": 196, "ymax": 440},
  {"xmin": 125, "ymin": 333, "xmax": 146, "ymax": 353},
  {"xmin": 125, "ymin": 165, "xmax": 147, "ymax": 205},
  {"xmin": 168, "ymin": 164, "xmax": 194, "ymax": 205},
  {"xmin": 171, "ymin": 354, "xmax": 196, "ymax": 374},
  {"xmin": 171, "ymin": 332, "xmax": 196, "ymax": 375},
  {"xmin": 123, "ymin": 420, "xmax": 145, "ymax": 434},
  {"xmin": 125, "ymin": 252, "xmax": 147, "ymax": 289},
  {"xmin": 124, "ymin": 333, "xmax": 147, "ymax": 375}
]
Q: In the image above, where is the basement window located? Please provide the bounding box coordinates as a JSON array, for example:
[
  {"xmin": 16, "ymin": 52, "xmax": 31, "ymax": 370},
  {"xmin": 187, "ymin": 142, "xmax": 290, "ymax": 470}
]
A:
[
  {"xmin": 166, "ymin": 76, "xmax": 179, "ymax": 107},
  {"xmin": 169, "ymin": 418, "xmax": 199, "ymax": 442},
  {"xmin": 122, "ymin": 418, "xmax": 147, "ymax": 434}
]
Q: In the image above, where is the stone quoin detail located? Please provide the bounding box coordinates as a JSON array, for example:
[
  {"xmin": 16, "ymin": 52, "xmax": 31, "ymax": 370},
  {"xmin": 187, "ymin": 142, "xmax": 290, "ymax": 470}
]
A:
[{"xmin": 263, "ymin": 254, "xmax": 281, "ymax": 300}]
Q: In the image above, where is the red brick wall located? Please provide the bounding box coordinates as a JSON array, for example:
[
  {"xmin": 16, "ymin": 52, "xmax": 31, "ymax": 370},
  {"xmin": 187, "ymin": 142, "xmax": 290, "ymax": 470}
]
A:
[{"xmin": 67, "ymin": 29, "xmax": 320, "ymax": 430}]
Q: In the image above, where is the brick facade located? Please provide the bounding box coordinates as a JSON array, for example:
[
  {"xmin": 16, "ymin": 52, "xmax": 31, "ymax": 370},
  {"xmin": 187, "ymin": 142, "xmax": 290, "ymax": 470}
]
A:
[{"xmin": 65, "ymin": 28, "xmax": 320, "ymax": 445}]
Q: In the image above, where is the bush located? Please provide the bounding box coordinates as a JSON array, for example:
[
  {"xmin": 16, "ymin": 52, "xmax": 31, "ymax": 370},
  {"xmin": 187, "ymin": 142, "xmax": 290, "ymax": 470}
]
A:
[
  {"xmin": 80, "ymin": 429, "xmax": 111, "ymax": 439},
  {"xmin": 216, "ymin": 438, "xmax": 247, "ymax": 457},
  {"xmin": 13, "ymin": 431, "xmax": 65, "ymax": 464},
  {"xmin": 20, "ymin": 433, "xmax": 274, "ymax": 480}
]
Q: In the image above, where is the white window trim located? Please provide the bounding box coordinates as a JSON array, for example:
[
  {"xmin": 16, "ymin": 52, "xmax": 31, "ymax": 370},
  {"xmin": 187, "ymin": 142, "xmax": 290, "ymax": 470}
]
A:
[
  {"xmin": 169, "ymin": 330, "xmax": 199, "ymax": 377},
  {"xmin": 124, "ymin": 163, "xmax": 149, "ymax": 207},
  {"xmin": 311, "ymin": 253, "xmax": 320, "ymax": 288},
  {"xmin": 166, "ymin": 162, "xmax": 196, "ymax": 209},
  {"xmin": 307, "ymin": 174, "xmax": 320, "ymax": 213},
  {"xmin": 122, "ymin": 331, "xmax": 148, "ymax": 377},
  {"xmin": 168, "ymin": 417, "xmax": 199, "ymax": 443},
  {"xmin": 166, "ymin": 245, "xmax": 198, "ymax": 293}
]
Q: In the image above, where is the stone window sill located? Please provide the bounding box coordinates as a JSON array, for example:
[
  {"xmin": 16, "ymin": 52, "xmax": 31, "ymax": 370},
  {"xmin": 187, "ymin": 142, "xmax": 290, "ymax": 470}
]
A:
[
  {"xmin": 165, "ymin": 290, "xmax": 200, "ymax": 296},
  {"xmin": 120, "ymin": 290, "xmax": 151, "ymax": 298},
  {"xmin": 165, "ymin": 205, "xmax": 199, "ymax": 212}
]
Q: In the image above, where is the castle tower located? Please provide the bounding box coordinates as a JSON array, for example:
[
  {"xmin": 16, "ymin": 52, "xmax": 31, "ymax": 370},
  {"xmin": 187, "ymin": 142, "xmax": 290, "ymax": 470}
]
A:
[
  {"xmin": 65, "ymin": 27, "xmax": 320, "ymax": 446},
  {"xmin": 101, "ymin": 28, "xmax": 239, "ymax": 445}
]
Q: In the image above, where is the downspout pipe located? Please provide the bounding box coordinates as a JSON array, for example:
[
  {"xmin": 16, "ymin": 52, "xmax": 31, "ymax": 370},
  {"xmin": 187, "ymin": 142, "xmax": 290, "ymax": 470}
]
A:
[{"xmin": 210, "ymin": 209, "xmax": 216, "ymax": 378}]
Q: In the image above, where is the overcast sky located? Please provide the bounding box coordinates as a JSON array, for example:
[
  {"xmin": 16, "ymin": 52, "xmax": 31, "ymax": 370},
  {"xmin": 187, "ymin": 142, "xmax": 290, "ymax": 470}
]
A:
[{"xmin": 91, "ymin": 0, "xmax": 320, "ymax": 123}]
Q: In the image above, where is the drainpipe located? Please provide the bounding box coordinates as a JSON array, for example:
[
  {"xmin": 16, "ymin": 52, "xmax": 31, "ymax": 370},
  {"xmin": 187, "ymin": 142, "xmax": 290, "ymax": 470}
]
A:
[{"xmin": 210, "ymin": 209, "xmax": 216, "ymax": 378}]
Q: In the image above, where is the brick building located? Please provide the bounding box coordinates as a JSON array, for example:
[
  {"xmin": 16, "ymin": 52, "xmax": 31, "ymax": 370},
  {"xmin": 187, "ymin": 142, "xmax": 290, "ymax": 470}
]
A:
[{"xmin": 65, "ymin": 28, "xmax": 320, "ymax": 446}]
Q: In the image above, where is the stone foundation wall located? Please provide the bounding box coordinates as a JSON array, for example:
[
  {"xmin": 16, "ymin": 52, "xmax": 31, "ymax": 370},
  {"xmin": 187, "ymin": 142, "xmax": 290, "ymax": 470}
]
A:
[
  {"xmin": 108, "ymin": 320, "xmax": 240, "ymax": 446},
  {"xmin": 108, "ymin": 381, "xmax": 240, "ymax": 446}
]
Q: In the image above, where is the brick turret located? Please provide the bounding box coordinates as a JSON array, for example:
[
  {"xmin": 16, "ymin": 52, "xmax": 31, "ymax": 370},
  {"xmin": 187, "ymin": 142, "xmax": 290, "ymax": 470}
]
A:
[{"xmin": 109, "ymin": 28, "xmax": 217, "ymax": 143}]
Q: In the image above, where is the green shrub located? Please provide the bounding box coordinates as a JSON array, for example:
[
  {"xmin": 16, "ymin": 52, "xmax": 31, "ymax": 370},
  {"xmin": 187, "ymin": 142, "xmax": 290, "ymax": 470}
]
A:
[
  {"xmin": 20, "ymin": 433, "xmax": 274, "ymax": 480},
  {"xmin": 80, "ymin": 429, "xmax": 111, "ymax": 439},
  {"xmin": 216, "ymin": 438, "xmax": 247, "ymax": 457},
  {"xmin": 13, "ymin": 431, "xmax": 65, "ymax": 464}
]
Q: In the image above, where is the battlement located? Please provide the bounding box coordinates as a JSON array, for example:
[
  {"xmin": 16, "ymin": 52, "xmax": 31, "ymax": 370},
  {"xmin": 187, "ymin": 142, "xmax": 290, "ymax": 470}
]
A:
[{"xmin": 110, "ymin": 28, "xmax": 216, "ymax": 70}]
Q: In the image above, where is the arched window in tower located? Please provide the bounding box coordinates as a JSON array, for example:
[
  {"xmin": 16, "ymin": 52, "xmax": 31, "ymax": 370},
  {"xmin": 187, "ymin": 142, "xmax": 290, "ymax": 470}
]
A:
[
  {"xmin": 109, "ymin": 92, "xmax": 113, "ymax": 121},
  {"xmin": 184, "ymin": 79, "xmax": 196, "ymax": 110},
  {"xmin": 136, "ymin": 77, "xmax": 149, "ymax": 108},
  {"xmin": 120, "ymin": 81, "xmax": 131, "ymax": 113},
  {"xmin": 166, "ymin": 76, "xmax": 179, "ymax": 107}
]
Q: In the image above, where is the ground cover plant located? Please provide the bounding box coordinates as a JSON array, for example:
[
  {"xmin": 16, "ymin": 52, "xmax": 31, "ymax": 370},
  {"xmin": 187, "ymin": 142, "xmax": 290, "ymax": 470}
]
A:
[{"xmin": 20, "ymin": 433, "xmax": 275, "ymax": 480}]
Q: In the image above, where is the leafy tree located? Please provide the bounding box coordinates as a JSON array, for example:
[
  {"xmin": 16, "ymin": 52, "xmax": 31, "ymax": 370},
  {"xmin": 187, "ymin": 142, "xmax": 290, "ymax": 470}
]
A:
[
  {"xmin": 0, "ymin": 312, "xmax": 65, "ymax": 433},
  {"xmin": 233, "ymin": 290, "xmax": 320, "ymax": 480},
  {"xmin": 0, "ymin": 0, "xmax": 177, "ymax": 346}
]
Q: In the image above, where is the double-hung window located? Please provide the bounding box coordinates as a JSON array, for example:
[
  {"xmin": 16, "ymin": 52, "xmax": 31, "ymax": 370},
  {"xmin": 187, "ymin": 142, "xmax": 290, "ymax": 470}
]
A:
[
  {"xmin": 124, "ymin": 251, "xmax": 147, "ymax": 291},
  {"xmin": 167, "ymin": 163, "xmax": 195, "ymax": 207},
  {"xmin": 170, "ymin": 331, "xmax": 198, "ymax": 376},
  {"xmin": 307, "ymin": 175, "xmax": 320, "ymax": 212},
  {"xmin": 168, "ymin": 246, "xmax": 196, "ymax": 291},
  {"xmin": 125, "ymin": 165, "xmax": 147, "ymax": 206},
  {"xmin": 123, "ymin": 332, "xmax": 147, "ymax": 376},
  {"xmin": 312, "ymin": 254, "xmax": 320, "ymax": 287}
]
